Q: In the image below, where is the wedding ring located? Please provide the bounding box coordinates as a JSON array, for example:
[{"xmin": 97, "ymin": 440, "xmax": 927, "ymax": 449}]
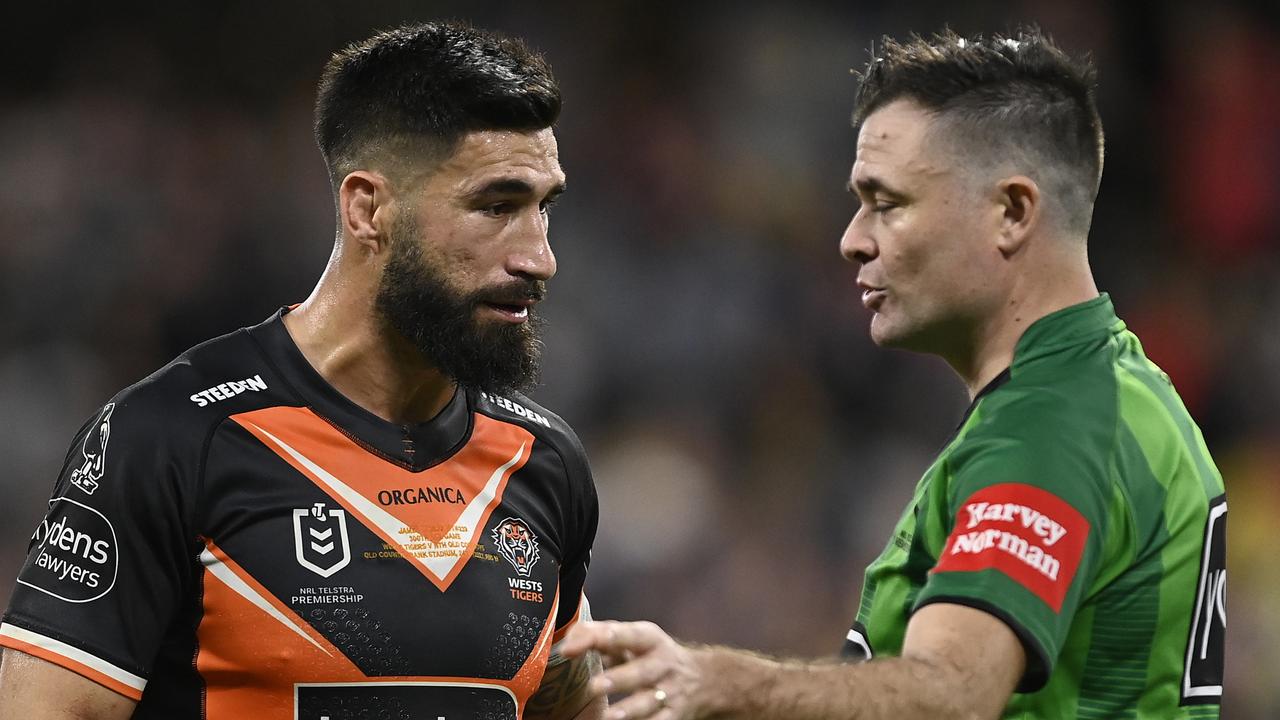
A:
[{"xmin": 654, "ymin": 688, "xmax": 669, "ymax": 707}]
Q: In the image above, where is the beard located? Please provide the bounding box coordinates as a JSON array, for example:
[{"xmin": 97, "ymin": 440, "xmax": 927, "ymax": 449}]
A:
[{"xmin": 374, "ymin": 218, "xmax": 545, "ymax": 395}]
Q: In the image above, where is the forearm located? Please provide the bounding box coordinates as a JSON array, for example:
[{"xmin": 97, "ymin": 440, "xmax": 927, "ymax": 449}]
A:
[{"xmin": 693, "ymin": 646, "xmax": 994, "ymax": 720}]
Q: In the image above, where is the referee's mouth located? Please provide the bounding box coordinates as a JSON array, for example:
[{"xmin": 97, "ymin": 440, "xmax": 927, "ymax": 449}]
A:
[{"xmin": 858, "ymin": 280, "xmax": 887, "ymax": 310}]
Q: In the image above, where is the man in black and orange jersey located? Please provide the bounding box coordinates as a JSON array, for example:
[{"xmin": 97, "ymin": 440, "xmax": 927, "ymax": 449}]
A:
[{"xmin": 0, "ymin": 22, "xmax": 603, "ymax": 720}]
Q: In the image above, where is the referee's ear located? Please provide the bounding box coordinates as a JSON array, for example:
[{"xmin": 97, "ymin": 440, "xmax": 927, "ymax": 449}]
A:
[
  {"xmin": 995, "ymin": 174, "xmax": 1041, "ymax": 258},
  {"xmin": 338, "ymin": 170, "xmax": 393, "ymax": 256}
]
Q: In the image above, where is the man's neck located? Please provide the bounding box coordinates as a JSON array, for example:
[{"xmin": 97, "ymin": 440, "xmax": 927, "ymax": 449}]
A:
[
  {"xmin": 282, "ymin": 291, "xmax": 457, "ymax": 425},
  {"xmin": 952, "ymin": 258, "xmax": 1099, "ymax": 400}
]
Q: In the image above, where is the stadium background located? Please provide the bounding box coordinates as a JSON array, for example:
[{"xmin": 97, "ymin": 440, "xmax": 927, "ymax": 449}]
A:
[{"xmin": 0, "ymin": 0, "xmax": 1276, "ymax": 714}]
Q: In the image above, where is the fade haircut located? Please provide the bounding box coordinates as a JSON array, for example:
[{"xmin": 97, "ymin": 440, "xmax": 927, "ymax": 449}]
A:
[
  {"xmin": 315, "ymin": 22, "xmax": 561, "ymax": 194},
  {"xmin": 853, "ymin": 28, "xmax": 1104, "ymax": 236}
]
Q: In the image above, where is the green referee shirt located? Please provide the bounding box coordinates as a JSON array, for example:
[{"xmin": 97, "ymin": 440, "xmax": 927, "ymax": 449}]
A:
[{"xmin": 842, "ymin": 294, "xmax": 1227, "ymax": 719}]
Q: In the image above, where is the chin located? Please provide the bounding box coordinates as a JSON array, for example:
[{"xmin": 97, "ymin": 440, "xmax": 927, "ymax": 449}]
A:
[
  {"xmin": 869, "ymin": 317, "xmax": 926, "ymax": 352},
  {"xmin": 868, "ymin": 316, "xmax": 900, "ymax": 347}
]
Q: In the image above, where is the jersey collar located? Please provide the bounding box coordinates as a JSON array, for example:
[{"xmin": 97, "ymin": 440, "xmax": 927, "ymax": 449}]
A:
[
  {"xmin": 250, "ymin": 308, "xmax": 472, "ymax": 471},
  {"xmin": 956, "ymin": 293, "xmax": 1120, "ymax": 430},
  {"xmin": 1012, "ymin": 293, "xmax": 1124, "ymax": 368}
]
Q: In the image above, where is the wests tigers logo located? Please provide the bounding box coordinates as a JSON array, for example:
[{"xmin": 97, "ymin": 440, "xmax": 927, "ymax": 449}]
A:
[{"xmin": 491, "ymin": 517, "xmax": 539, "ymax": 577}]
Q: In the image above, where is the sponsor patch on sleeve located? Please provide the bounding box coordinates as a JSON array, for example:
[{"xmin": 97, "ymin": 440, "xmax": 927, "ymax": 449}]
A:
[
  {"xmin": 18, "ymin": 497, "xmax": 119, "ymax": 603},
  {"xmin": 932, "ymin": 483, "xmax": 1089, "ymax": 613}
]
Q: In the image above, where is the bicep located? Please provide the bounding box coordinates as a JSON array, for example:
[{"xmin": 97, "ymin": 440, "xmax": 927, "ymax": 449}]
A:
[
  {"xmin": 901, "ymin": 603, "xmax": 1024, "ymax": 719},
  {"xmin": 0, "ymin": 649, "xmax": 136, "ymax": 720}
]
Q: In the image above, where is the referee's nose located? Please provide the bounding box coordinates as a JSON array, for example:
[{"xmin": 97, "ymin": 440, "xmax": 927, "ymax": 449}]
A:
[{"xmin": 840, "ymin": 210, "xmax": 877, "ymax": 265}]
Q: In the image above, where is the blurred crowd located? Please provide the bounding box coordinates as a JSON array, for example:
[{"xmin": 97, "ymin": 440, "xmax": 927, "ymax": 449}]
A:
[{"xmin": 1, "ymin": 0, "xmax": 1276, "ymax": 714}]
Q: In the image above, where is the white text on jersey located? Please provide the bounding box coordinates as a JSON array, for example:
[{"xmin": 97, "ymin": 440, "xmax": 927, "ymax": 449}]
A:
[
  {"xmin": 190, "ymin": 375, "xmax": 269, "ymax": 407},
  {"xmin": 963, "ymin": 500, "xmax": 1068, "ymax": 546},
  {"xmin": 479, "ymin": 392, "xmax": 551, "ymax": 428}
]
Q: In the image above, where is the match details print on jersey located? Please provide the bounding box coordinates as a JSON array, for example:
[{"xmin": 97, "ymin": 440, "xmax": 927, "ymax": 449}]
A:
[{"xmin": 0, "ymin": 310, "xmax": 599, "ymax": 719}]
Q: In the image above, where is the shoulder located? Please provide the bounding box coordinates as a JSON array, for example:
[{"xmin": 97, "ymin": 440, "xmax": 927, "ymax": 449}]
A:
[
  {"xmin": 92, "ymin": 318, "xmax": 295, "ymax": 456},
  {"xmin": 962, "ymin": 359, "xmax": 1119, "ymax": 464},
  {"xmin": 471, "ymin": 390, "xmax": 592, "ymax": 478},
  {"xmin": 945, "ymin": 371, "xmax": 1118, "ymax": 515}
]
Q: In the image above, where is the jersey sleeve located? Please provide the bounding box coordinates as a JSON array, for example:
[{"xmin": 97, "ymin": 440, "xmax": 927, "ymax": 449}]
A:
[
  {"xmin": 550, "ymin": 428, "xmax": 599, "ymax": 643},
  {"xmin": 0, "ymin": 398, "xmax": 200, "ymax": 700},
  {"xmin": 912, "ymin": 428, "xmax": 1112, "ymax": 692}
]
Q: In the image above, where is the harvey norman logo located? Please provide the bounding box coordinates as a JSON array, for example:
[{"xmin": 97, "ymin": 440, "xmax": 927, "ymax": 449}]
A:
[
  {"xmin": 954, "ymin": 500, "xmax": 1068, "ymax": 580},
  {"xmin": 190, "ymin": 375, "xmax": 268, "ymax": 407},
  {"xmin": 934, "ymin": 483, "xmax": 1089, "ymax": 612}
]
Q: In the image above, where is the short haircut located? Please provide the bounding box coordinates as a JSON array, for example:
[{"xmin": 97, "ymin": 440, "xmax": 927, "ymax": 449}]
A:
[
  {"xmin": 315, "ymin": 22, "xmax": 561, "ymax": 191},
  {"xmin": 853, "ymin": 28, "xmax": 1104, "ymax": 235}
]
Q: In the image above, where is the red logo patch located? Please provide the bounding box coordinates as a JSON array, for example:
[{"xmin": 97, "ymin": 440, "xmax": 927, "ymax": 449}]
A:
[{"xmin": 932, "ymin": 483, "xmax": 1089, "ymax": 612}]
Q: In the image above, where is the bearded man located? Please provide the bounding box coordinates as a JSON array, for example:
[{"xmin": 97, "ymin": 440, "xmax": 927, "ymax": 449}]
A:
[{"xmin": 0, "ymin": 22, "xmax": 603, "ymax": 720}]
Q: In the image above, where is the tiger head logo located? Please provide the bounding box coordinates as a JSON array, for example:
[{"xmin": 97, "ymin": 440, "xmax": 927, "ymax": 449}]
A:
[{"xmin": 491, "ymin": 517, "xmax": 540, "ymax": 577}]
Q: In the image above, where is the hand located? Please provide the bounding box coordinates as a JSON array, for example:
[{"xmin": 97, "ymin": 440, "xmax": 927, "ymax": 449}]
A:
[{"xmin": 558, "ymin": 620, "xmax": 709, "ymax": 720}]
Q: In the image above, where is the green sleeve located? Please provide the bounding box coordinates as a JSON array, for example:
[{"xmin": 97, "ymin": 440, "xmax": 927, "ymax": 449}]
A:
[{"xmin": 913, "ymin": 422, "xmax": 1113, "ymax": 692}]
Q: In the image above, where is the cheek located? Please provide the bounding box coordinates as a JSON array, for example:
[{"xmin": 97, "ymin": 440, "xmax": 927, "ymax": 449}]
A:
[
  {"xmin": 421, "ymin": 224, "xmax": 480, "ymax": 267},
  {"xmin": 880, "ymin": 230, "xmax": 930, "ymax": 286}
]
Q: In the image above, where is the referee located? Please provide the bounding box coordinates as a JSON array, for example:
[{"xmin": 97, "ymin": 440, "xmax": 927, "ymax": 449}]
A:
[{"xmin": 562, "ymin": 28, "xmax": 1226, "ymax": 720}]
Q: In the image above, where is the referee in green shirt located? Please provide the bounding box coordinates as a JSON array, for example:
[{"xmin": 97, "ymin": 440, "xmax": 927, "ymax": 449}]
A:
[{"xmin": 561, "ymin": 27, "xmax": 1226, "ymax": 720}]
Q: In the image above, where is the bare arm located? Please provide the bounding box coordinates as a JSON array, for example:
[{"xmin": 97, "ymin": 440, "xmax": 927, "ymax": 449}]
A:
[
  {"xmin": 525, "ymin": 600, "xmax": 608, "ymax": 720},
  {"xmin": 0, "ymin": 649, "xmax": 136, "ymax": 720},
  {"xmin": 560, "ymin": 603, "xmax": 1024, "ymax": 720},
  {"xmin": 525, "ymin": 649, "xmax": 606, "ymax": 720}
]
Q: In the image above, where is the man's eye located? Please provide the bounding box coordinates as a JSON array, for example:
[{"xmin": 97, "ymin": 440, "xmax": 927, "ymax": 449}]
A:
[
  {"xmin": 482, "ymin": 203, "xmax": 513, "ymax": 217},
  {"xmin": 539, "ymin": 197, "xmax": 559, "ymax": 214}
]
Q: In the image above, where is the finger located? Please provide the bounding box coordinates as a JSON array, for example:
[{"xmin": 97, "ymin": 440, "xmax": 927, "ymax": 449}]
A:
[
  {"xmin": 598, "ymin": 647, "xmax": 637, "ymax": 671},
  {"xmin": 591, "ymin": 654, "xmax": 672, "ymax": 696},
  {"xmin": 558, "ymin": 621, "xmax": 604, "ymax": 657},
  {"xmin": 603, "ymin": 686, "xmax": 670, "ymax": 720},
  {"xmin": 560, "ymin": 620, "xmax": 635, "ymax": 659},
  {"xmin": 558, "ymin": 620, "xmax": 601, "ymax": 661},
  {"xmin": 562, "ymin": 621, "xmax": 667, "ymax": 659}
]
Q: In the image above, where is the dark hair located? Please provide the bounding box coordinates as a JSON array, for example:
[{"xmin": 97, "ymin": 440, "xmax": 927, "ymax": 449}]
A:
[
  {"xmin": 314, "ymin": 22, "xmax": 561, "ymax": 189},
  {"xmin": 853, "ymin": 28, "xmax": 1104, "ymax": 234}
]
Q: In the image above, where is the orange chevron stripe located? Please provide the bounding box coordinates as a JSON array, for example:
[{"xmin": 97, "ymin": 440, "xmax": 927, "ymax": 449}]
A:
[{"xmin": 230, "ymin": 406, "xmax": 533, "ymax": 592}]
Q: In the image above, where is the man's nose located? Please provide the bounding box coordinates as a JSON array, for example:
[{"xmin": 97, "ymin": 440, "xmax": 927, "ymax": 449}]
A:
[
  {"xmin": 507, "ymin": 213, "xmax": 557, "ymax": 281},
  {"xmin": 839, "ymin": 211, "xmax": 876, "ymax": 265}
]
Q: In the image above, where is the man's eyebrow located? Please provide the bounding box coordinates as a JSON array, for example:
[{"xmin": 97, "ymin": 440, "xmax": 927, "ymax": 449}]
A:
[
  {"xmin": 466, "ymin": 178, "xmax": 567, "ymax": 199},
  {"xmin": 849, "ymin": 176, "xmax": 898, "ymax": 197},
  {"xmin": 468, "ymin": 178, "xmax": 535, "ymax": 197}
]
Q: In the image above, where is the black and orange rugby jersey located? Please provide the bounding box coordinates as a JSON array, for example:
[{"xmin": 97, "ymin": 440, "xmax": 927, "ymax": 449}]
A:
[{"xmin": 1, "ymin": 309, "xmax": 599, "ymax": 719}]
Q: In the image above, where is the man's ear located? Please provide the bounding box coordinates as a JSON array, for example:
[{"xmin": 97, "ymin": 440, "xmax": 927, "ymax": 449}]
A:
[
  {"xmin": 994, "ymin": 175, "xmax": 1041, "ymax": 257},
  {"xmin": 339, "ymin": 170, "xmax": 394, "ymax": 254}
]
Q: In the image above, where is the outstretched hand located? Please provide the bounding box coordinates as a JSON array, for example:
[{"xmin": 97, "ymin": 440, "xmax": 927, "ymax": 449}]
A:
[{"xmin": 559, "ymin": 620, "xmax": 710, "ymax": 720}]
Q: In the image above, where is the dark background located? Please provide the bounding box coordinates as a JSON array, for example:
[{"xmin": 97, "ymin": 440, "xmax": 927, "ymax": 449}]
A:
[{"xmin": 0, "ymin": 1, "xmax": 1276, "ymax": 714}]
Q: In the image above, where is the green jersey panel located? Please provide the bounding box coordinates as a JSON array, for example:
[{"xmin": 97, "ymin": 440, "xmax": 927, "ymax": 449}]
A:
[{"xmin": 843, "ymin": 295, "xmax": 1226, "ymax": 719}]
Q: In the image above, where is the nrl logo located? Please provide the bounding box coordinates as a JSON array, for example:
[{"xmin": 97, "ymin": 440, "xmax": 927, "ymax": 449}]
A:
[
  {"xmin": 70, "ymin": 403, "xmax": 115, "ymax": 495},
  {"xmin": 293, "ymin": 502, "xmax": 351, "ymax": 578},
  {"xmin": 491, "ymin": 517, "xmax": 540, "ymax": 577}
]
